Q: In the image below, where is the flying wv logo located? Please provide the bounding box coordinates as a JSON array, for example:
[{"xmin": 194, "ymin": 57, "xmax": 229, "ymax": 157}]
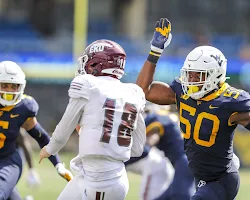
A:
[{"xmin": 210, "ymin": 54, "xmax": 223, "ymax": 66}]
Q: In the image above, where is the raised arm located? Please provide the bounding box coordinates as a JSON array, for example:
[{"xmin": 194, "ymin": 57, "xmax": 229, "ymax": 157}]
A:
[
  {"xmin": 136, "ymin": 61, "xmax": 176, "ymax": 105},
  {"xmin": 136, "ymin": 18, "xmax": 176, "ymax": 105}
]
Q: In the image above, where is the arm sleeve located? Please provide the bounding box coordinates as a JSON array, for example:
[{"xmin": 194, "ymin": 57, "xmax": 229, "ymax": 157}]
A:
[
  {"xmin": 169, "ymin": 78, "xmax": 182, "ymax": 97},
  {"xmin": 130, "ymin": 113, "xmax": 146, "ymax": 157},
  {"xmin": 27, "ymin": 123, "xmax": 61, "ymax": 166},
  {"xmin": 224, "ymin": 90, "xmax": 250, "ymax": 112},
  {"xmin": 46, "ymin": 97, "xmax": 87, "ymax": 155}
]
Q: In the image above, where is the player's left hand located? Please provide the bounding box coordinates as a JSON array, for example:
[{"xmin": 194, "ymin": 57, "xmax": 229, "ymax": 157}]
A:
[
  {"xmin": 55, "ymin": 163, "xmax": 73, "ymax": 182},
  {"xmin": 39, "ymin": 146, "xmax": 51, "ymax": 163},
  {"xmin": 151, "ymin": 18, "xmax": 172, "ymax": 54}
]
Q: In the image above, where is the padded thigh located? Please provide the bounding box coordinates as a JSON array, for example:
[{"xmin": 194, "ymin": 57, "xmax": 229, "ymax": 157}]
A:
[{"xmin": 191, "ymin": 182, "xmax": 226, "ymax": 200}]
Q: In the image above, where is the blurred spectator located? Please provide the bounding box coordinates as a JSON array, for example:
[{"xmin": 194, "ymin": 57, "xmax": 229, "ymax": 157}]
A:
[
  {"xmin": 239, "ymin": 45, "xmax": 250, "ymax": 92},
  {"xmin": 29, "ymin": 0, "xmax": 55, "ymax": 37},
  {"xmin": 175, "ymin": 27, "xmax": 211, "ymax": 57},
  {"xmin": 239, "ymin": 44, "xmax": 250, "ymax": 60}
]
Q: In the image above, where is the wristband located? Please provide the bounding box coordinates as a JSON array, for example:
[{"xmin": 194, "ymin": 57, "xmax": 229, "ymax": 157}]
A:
[{"xmin": 147, "ymin": 50, "xmax": 161, "ymax": 64}]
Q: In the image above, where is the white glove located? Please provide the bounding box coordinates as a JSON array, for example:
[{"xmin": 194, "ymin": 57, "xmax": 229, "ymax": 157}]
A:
[
  {"xmin": 56, "ymin": 163, "xmax": 73, "ymax": 182},
  {"xmin": 27, "ymin": 168, "xmax": 41, "ymax": 188},
  {"xmin": 147, "ymin": 18, "xmax": 172, "ymax": 64},
  {"xmin": 24, "ymin": 195, "xmax": 34, "ymax": 200}
]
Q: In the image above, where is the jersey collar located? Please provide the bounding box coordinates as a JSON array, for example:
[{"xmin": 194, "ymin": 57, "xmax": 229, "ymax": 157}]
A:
[{"xmin": 199, "ymin": 83, "xmax": 229, "ymax": 101}]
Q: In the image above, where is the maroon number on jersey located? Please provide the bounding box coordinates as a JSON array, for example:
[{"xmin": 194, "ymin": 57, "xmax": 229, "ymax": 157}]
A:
[{"xmin": 100, "ymin": 98, "xmax": 137, "ymax": 147}]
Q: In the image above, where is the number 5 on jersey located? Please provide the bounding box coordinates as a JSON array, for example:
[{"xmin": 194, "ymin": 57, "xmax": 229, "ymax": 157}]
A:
[
  {"xmin": 0, "ymin": 121, "xmax": 8, "ymax": 149},
  {"xmin": 100, "ymin": 98, "xmax": 137, "ymax": 147}
]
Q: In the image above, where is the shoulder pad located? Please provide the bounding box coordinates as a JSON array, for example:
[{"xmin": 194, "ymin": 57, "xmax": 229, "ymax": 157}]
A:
[
  {"xmin": 68, "ymin": 75, "xmax": 95, "ymax": 99},
  {"xmin": 131, "ymin": 84, "xmax": 146, "ymax": 111},
  {"xmin": 134, "ymin": 84, "xmax": 145, "ymax": 99},
  {"xmin": 223, "ymin": 87, "xmax": 250, "ymax": 112},
  {"xmin": 22, "ymin": 94, "xmax": 39, "ymax": 117},
  {"xmin": 169, "ymin": 77, "xmax": 182, "ymax": 96},
  {"xmin": 128, "ymin": 83, "xmax": 145, "ymax": 96}
]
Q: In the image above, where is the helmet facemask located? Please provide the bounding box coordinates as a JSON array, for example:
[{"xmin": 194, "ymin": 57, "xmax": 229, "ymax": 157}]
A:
[
  {"xmin": 76, "ymin": 55, "xmax": 88, "ymax": 76},
  {"xmin": 0, "ymin": 82, "xmax": 26, "ymax": 106},
  {"xmin": 181, "ymin": 68, "xmax": 224, "ymax": 99}
]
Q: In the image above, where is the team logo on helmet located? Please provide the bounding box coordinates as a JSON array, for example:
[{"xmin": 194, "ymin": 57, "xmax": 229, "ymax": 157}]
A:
[
  {"xmin": 77, "ymin": 39, "xmax": 126, "ymax": 79},
  {"xmin": 210, "ymin": 54, "xmax": 223, "ymax": 67},
  {"xmin": 89, "ymin": 43, "xmax": 112, "ymax": 53}
]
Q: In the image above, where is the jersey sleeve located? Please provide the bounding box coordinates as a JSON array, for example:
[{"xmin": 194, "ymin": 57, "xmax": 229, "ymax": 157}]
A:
[
  {"xmin": 22, "ymin": 95, "xmax": 39, "ymax": 118},
  {"xmin": 68, "ymin": 75, "xmax": 94, "ymax": 100},
  {"xmin": 46, "ymin": 97, "xmax": 87, "ymax": 155},
  {"xmin": 135, "ymin": 85, "xmax": 146, "ymax": 113},
  {"xmin": 224, "ymin": 89, "xmax": 250, "ymax": 112},
  {"xmin": 131, "ymin": 113, "xmax": 146, "ymax": 157},
  {"xmin": 169, "ymin": 77, "xmax": 183, "ymax": 97}
]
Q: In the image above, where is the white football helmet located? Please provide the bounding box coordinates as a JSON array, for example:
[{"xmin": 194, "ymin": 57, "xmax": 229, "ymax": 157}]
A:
[
  {"xmin": 0, "ymin": 61, "xmax": 26, "ymax": 106},
  {"xmin": 180, "ymin": 46, "xmax": 228, "ymax": 99}
]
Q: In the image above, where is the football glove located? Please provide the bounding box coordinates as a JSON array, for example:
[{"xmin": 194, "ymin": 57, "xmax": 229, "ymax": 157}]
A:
[
  {"xmin": 56, "ymin": 163, "xmax": 73, "ymax": 182},
  {"xmin": 148, "ymin": 18, "xmax": 172, "ymax": 64},
  {"xmin": 27, "ymin": 168, "xmax": 41, "ymax": 188},
  {"xmin": 151, "ymin": 18, "xmax": 172, "ymax": 53}
]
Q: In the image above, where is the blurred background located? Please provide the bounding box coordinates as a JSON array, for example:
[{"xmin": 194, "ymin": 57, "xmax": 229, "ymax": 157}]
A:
[{"xmin": 0, "ymin": 0, "xmax": 250, "ymax": 199}]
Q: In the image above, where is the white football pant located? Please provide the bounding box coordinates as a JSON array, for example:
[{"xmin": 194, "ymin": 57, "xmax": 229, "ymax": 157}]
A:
[{"xmin": 57, "ymin": 171, "xmax": 129, "ymax": 200}]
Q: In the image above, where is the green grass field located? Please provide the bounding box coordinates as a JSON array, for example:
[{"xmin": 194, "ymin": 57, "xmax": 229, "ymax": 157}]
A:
[{"xmin": 17, "ymin": 152, "xmax": 249, "ymax": 200}]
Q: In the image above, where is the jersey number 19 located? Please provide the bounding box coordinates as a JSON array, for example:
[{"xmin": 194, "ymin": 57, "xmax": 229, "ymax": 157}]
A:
[{"xmin": 100, "ymin": 98, "xmax": 137, "ymax": 147}]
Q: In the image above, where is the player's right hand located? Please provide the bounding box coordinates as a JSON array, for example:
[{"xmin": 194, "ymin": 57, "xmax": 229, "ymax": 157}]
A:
[
  {"xmin": 56, "ymin": 163, "xmax": 73, "ymax": 182},
  {"xmin": 150, "ymin": 18, "xmax": 172, "ymax": 54}
]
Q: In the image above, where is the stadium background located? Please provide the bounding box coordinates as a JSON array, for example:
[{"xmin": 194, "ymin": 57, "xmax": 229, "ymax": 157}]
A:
[{"xmin": 0, "ymin": 0, "xmax": 250, "ymax": 199}]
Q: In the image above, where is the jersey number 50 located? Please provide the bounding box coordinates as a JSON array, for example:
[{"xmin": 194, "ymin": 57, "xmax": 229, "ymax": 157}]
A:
[
  {"xmin": 100, "ymin": 98, "xmax": 137, "ymax": 147},
  {"xmin": 180, "ymin": 102, "xmax": 220, "ymax": 147}
]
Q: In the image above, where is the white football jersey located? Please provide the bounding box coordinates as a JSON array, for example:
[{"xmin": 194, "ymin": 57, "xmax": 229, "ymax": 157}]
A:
[{"xmin": 69, "ymin": 74, "xmax": 146, "ymax": 169}]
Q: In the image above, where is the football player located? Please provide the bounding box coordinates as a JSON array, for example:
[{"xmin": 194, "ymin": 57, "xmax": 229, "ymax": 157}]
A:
[
  {"xmin": 136, "ymin": 18, "xmax": 250, "ymax": 200},
  {"xmin": 39, "ymin": 39, "xmax": 146, "ymax": 200},
  {"xmin": 125, "ymin": 103, "xmax": 195, "ymax": 200},
  {"xmin": 0, "ymin": 61, "xmax": 73, "ymax": 200}
]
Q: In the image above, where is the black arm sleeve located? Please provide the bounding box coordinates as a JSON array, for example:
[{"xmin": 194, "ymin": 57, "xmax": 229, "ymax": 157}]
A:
[{"xmin": 27, "ymin": 122, "xmax": 61, "ymax": 166}]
